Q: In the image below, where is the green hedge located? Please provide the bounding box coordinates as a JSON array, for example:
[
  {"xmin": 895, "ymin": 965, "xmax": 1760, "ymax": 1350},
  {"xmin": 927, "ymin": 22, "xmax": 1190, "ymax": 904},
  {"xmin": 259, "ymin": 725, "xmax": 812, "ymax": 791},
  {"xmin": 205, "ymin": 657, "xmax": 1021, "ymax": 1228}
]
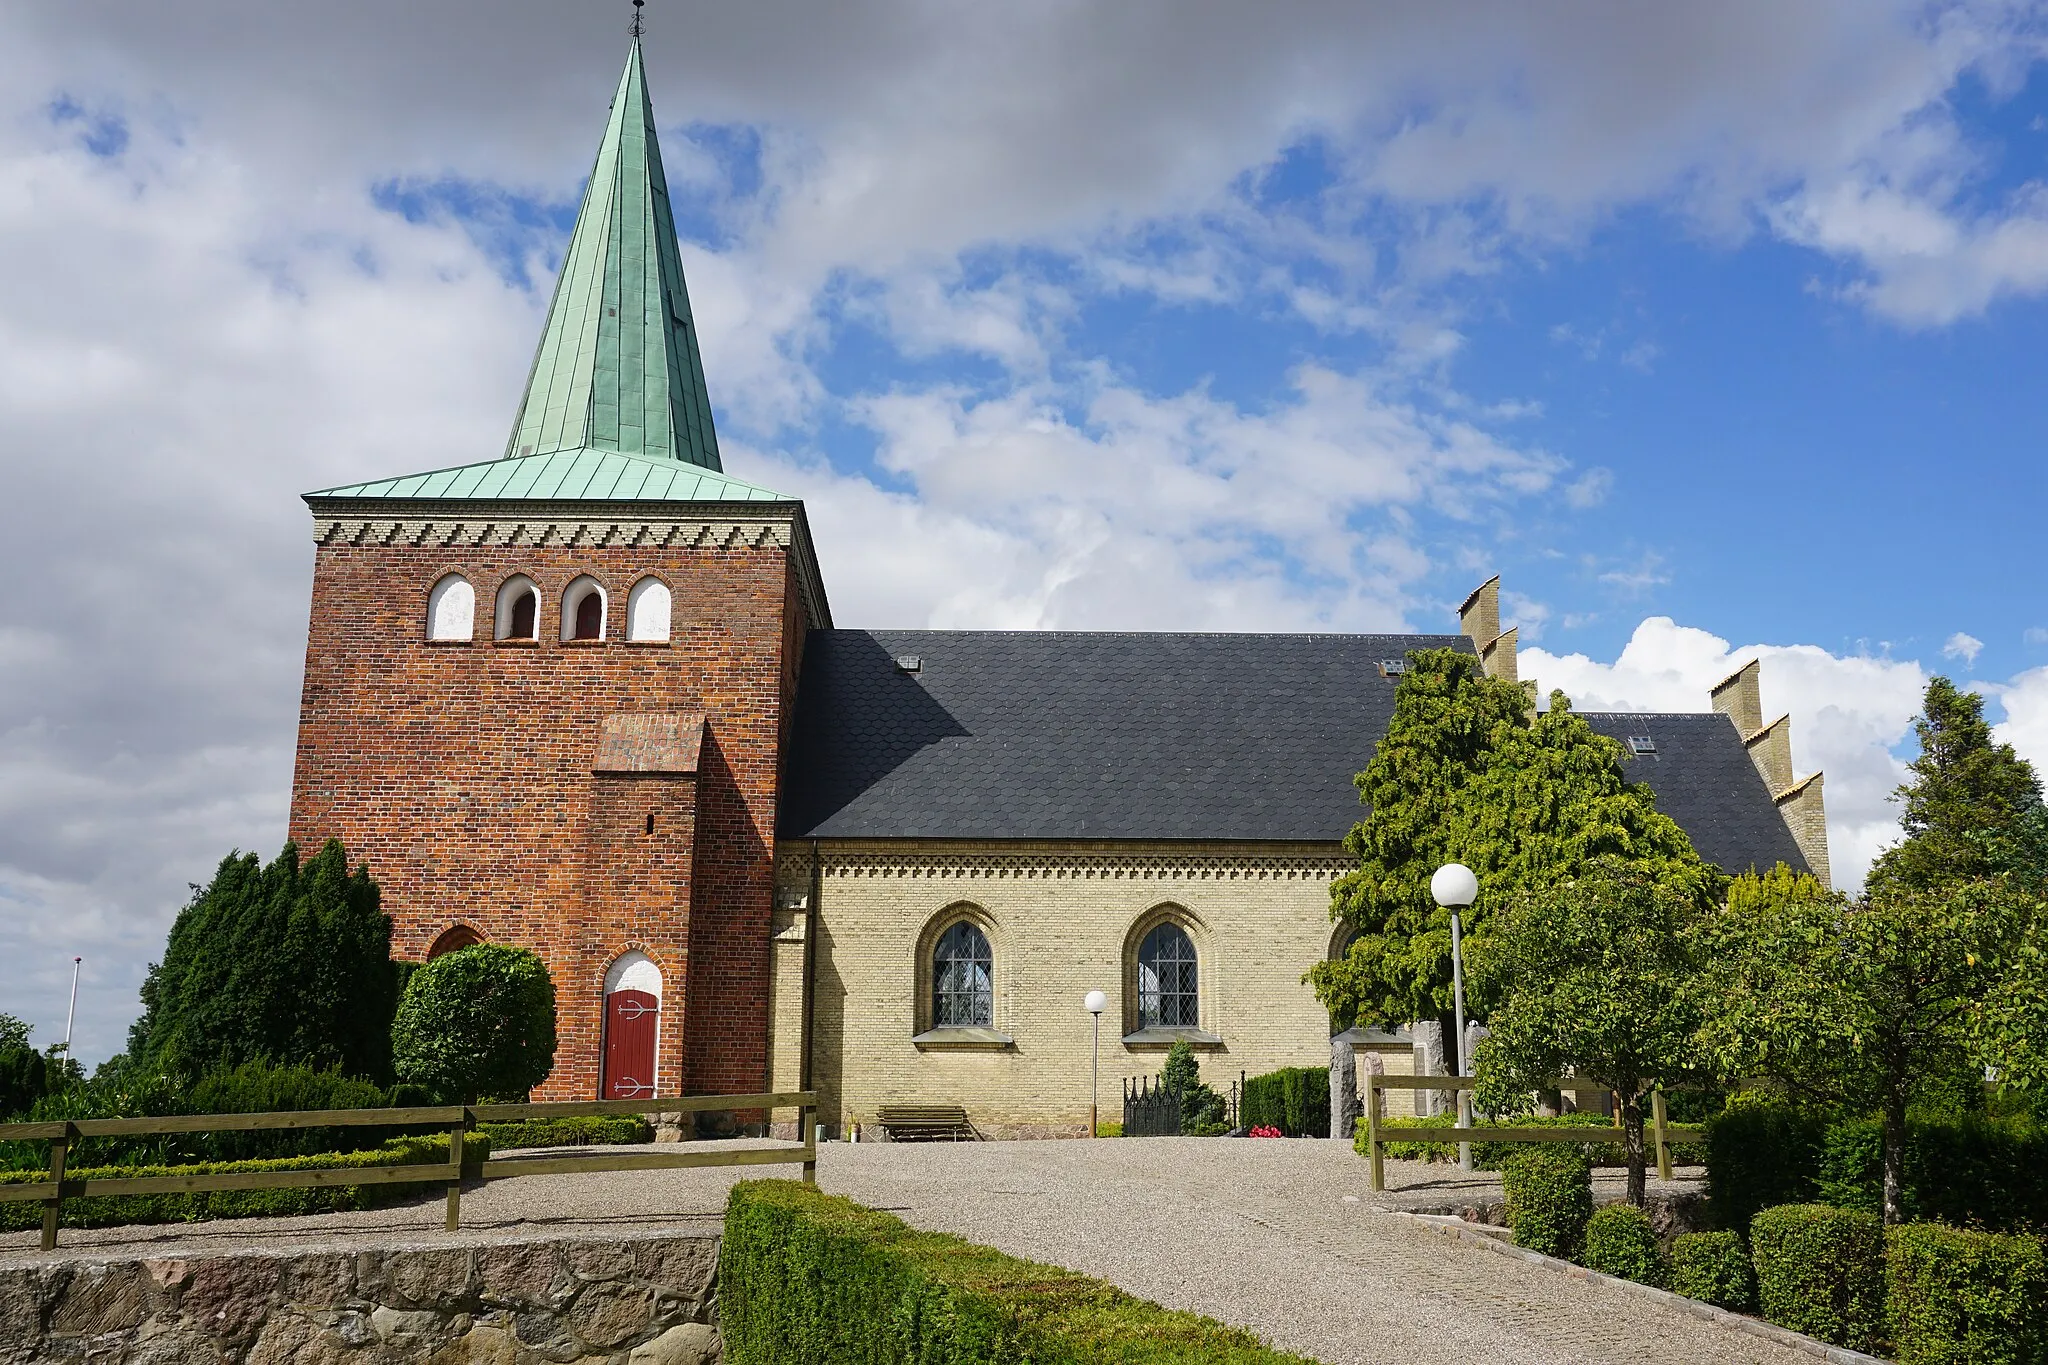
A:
[
  {"xmin": 1703, "ymin": 1103, "xmax": 1828, "ymax": 1235},
  {"xmin": 1670, "ymin": 1231, "xmax": 1755, "ymax": 1311},
  {"xmin": 476, "ymin": 1115, "xmax": 651, "ymax": 1149},
  {"xmin": 1886, "ymin": 1224, "xmax": 2048, "ymax": 1365},
  {"xmin": 1502, "ymin": 1146, "xmax": 1592, "ymax": 1261},
  {"xmin": 0, "ymin": 1133, "xmax": 488, "ymax": 1231},
  {"xmin": 1241, "ymin": 1067, "xmax": 1329, "ymax": 1138},
  {"xmin": 1708, "ymin": 1104, "xmax": 2048, "ymax": 1235},
  {"xmin": 1751, "ymin": 1204, "xmax": 1886, "ymax": 1353},
  {"xmin": 1355, "ymin": 1112, "xmax": 1618, "ymax": 1167},
  {"xmin": 720, "ymin": 1180, "xmax": 1314, "ymax": 1363},
  {"xmin": 1583, "ymin": 1203, "xmax": 1665, "ymax": 1287}
]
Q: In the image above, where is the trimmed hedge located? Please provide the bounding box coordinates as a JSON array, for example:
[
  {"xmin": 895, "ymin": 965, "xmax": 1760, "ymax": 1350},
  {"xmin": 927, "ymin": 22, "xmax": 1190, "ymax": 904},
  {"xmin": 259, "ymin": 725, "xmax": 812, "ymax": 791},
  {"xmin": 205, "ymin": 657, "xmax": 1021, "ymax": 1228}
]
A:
[
  {"xmin": 1583, "ymin": 1203, "xmax": 1665, "ymax": 1287},
  {"xmin": 1709, "ymin": 1104, "xmax": 2048, "ymax": 1235},
  {"xmin": 720, "ymin": 1180, "xmax": 1315, "ymax": 1363},
  {"xmin": 0, "ymin": 1133, "xmax": 487, "ymax": 1231},
  {"xmin": 1886, "ymin": 1223, "xmax": 2048, "ymax": 1365},
  {"xmin": 1704, "ymin": 1103, "xmax": 1827, "ymax": 1235},
  {"xmin": 1669, "ymin": 1231, "xmax": 1755, "ymax": 1311},
  {"xmin": 1502, "ymin": 1146, "xmax": 1593, "ymax": 1261},
  {"xmin": 476, "ymin": 1115, "xmax": 651, "ymax": 1149},
  {"xmin": 1751, "ymin": 1203, "xmax": 1886, "ymax": 1353},
  {"xmin": 1241, "ymin": 1066, "xmax": 1330, "ymax": 1138}
]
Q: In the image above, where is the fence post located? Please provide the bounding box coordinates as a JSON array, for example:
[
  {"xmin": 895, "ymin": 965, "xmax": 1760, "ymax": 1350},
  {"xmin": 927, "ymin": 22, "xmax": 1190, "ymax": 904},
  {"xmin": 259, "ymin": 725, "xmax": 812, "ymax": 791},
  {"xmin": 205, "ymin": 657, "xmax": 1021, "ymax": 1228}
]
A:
[
  {"xmin": 1366, "ymin": 1075, "xmax": 1384, "ymax": 1192},
  {"xmin": 1652, "ymin": 1090, "xmax": 1671, "ymax": 1183},
  {"xmin": 800, "ymin": 1099, "xmax": 817, "ymax": 1185},
  {"xmin": 40, "ymin": 1124, "xmax": 70, "ymax": 1251},
  {"xmin": 445, "ymin": 1112, "xmax": 466, "ymax": 1232}
]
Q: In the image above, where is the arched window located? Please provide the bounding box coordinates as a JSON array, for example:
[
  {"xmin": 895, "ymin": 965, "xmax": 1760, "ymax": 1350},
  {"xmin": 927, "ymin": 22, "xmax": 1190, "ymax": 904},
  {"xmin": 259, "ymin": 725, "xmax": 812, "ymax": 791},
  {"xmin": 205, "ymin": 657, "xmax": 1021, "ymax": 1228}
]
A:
[
  {"xmin": 495, "ymin": 576, "xmax": 539, "ymax": 640},
  {"xmin": 427, "ymin": 924, "xmax": 483, "ymax": 959},
  {"xmin": 1138, "ymin": 922, "xmax": 1199, "ymax": 1028},
  {"xmin": 932, "ymin": 921, "xmax": 993, "ymax": 1027},
  {"xmin": 426, "ymin": 574, "xmax": 474, "ymax": 641},
  {"xmin": 626, "ymin": 577, "xmax": 671, "ymax": 642},
  {"xmin": 562, "ymin": 576, "xmax": 607, "ymax": 642}
]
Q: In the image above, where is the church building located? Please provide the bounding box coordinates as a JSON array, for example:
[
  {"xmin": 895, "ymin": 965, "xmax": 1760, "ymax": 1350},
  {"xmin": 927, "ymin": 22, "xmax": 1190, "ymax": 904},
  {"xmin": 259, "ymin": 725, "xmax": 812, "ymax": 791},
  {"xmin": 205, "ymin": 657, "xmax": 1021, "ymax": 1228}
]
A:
[{"xmin": 287, "ymin": 38, "xmax": 1828, "ymax": 1137}]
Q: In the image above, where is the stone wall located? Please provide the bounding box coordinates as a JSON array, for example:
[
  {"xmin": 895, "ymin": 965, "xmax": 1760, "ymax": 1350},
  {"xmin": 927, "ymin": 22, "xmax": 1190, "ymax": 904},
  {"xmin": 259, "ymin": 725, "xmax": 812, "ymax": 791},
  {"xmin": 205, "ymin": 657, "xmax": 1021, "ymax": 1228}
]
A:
[
  {"xmin": 0, "ymin": 1230, "xmax": 721, "ymax": 1364},
  {"xmin": 781, "ymin": 839, "xmax": 1355, "ymax": 1137}
]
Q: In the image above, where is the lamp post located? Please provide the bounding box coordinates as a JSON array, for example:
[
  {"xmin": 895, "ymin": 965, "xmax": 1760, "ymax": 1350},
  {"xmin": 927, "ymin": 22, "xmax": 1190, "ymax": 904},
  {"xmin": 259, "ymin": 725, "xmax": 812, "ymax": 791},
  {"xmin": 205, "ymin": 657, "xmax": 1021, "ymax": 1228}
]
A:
[
  {"xmin": 1084, "ymin": 991, "xmax": 1107, "ymax": 1136},
  {"xmin": 1430, "ymin": 864, "xmax": 1479, "ymax": 1170}
]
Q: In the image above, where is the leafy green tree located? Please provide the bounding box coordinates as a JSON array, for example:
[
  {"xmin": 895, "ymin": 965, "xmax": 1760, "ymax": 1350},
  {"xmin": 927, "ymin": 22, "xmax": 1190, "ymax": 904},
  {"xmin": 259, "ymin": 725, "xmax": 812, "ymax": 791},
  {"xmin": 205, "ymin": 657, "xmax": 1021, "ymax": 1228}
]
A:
[
  {"xmin": 0, "ymin": 1013, "xmax": 29, "ymax": 1053},
  {"xmin": 130, "ymin": 839, "xmax": 397, "ymax": 1082},
  {"xmin": 1868, "ymin": 677, "xmax": 2048, "ymax": 895},
  {"xmin": 1311, "ymin": 648, "xmax": 1720, "ymax": 1058},
  {"xmin": 1160, "ymin": 1038, "xmax": 1229, "ymax": 1134},
  {"xmin": 391, "ymin": 945, "xmax": 557, "ymax": 1103},
  {"xmin": 1473, "ymin": 859, "xmax": 1710, "ymax": 1205},
  {"xmin": 1695, "ymin": 873, "xmax": 2026, "ymax": 1224}
]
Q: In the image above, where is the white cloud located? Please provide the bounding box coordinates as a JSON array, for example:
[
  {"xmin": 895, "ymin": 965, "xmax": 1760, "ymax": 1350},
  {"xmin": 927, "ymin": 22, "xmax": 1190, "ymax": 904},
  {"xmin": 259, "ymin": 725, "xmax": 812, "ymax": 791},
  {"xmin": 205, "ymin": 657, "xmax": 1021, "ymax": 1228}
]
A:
[
  {"xmin": 1944, "ymin": 631, "xmax": 1985, "ymax": 664},
  {"xmin": 1991, "ymin": 666, "xmax": 2048, "ymax": 781},
  {"xmin": 1527, "ymin": 618, "xmax": 1929, "ymax": 891}
]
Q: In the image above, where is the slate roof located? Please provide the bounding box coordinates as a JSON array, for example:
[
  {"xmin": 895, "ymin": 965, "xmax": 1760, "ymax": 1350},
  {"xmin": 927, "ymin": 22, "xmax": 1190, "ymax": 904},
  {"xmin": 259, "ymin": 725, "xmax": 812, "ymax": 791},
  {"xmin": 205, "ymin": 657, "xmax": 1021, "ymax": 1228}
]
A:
[
  {"xmin": 779, "ymin": 630, "xmax": 1812, "ymax": 877},
  {"xmin": 1579, "ymin": 712, "xmax": 1811, "ymax": 876},
  {"xmin": 779, "ymin": 629, "xmax": 1470, "ymax": 842}
]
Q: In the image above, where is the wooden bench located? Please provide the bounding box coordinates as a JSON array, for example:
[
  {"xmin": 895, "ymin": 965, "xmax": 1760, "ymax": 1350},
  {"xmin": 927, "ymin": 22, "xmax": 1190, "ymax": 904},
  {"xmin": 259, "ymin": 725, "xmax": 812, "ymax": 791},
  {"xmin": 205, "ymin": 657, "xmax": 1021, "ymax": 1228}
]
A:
[{"xmin": 876, "ymin": 1104, "xmax": 977, "ymax": 1142}]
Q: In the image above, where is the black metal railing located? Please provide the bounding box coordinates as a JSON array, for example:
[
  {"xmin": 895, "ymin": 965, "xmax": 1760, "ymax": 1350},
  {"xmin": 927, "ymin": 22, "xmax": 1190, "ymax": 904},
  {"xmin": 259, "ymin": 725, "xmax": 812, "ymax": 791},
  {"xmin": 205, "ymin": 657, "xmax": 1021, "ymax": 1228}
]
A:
[{"xmin": 1123, "ymin": 1075, "xmax": 1181, "ymax": 1137}]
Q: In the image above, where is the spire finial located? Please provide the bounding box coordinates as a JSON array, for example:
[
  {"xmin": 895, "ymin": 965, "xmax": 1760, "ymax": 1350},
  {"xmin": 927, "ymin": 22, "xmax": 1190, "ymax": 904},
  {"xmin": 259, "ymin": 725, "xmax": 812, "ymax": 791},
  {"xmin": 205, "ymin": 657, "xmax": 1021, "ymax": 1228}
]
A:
[{"xmin": 630, "ymin": 0, "xmax": 645, "ymax": 39}]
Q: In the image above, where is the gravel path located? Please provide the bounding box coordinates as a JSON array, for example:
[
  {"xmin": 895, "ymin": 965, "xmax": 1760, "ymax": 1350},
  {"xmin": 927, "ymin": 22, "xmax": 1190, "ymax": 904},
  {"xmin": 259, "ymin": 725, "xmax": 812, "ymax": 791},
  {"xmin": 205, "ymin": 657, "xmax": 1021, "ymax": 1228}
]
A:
[{"xmin": 1, "ymin": 1138, "xmax": 1803, "ymax": 1365}]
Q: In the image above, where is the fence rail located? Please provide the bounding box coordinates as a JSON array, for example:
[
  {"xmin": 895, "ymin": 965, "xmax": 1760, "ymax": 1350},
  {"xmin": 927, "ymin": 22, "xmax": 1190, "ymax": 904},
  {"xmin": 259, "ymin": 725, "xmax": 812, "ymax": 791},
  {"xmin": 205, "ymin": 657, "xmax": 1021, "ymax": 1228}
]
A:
[
  {"xmin": 0, "ymin": 1090, "xmax": 816, "ymax": 1250},
  {"xmin": 1362, "ymin": 1074, "xmax": 1701, "ymax": 1192}
]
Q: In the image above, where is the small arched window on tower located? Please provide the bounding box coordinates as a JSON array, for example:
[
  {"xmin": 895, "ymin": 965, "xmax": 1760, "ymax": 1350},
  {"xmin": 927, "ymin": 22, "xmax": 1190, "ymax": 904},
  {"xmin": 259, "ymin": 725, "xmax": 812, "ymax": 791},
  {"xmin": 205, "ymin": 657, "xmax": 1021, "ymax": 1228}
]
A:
[
  {"xmin": 562, "ymin": 576, "xmax": 607, "ymax": 642},
  {"xmin": 495, "ymin": 575, "xmax": 540, "ymax": 641},
  {"xmin": 426, "ymin": 574, "xmax": 474, "ymax": 642},
  {"xmin": 626, "ymin": 577, "xmax": 671, "ymax": 643}
]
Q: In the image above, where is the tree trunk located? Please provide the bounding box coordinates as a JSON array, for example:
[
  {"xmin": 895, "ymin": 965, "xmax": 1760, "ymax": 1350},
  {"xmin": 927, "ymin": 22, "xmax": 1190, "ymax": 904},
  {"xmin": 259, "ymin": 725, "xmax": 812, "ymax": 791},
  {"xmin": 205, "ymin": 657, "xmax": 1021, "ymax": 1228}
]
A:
[
  {"xmin": 1881, "ymin": 1094, "xmax": 1908, "ymax": 1226},
  {"xmin": 1620, "ymin": 1091, "xmax": 1647, "ymax": 1207}
]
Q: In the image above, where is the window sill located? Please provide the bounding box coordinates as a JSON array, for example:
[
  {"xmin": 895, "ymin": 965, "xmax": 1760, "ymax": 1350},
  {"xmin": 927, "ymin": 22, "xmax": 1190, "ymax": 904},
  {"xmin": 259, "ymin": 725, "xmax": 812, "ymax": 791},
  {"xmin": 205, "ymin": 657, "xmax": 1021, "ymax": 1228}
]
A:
[
  {"xmin": 560, "ymin": 638, "xmax": 608, "ymax": 648},
  {"xmin": 912, "ymin": 1026, "xmax": 1014, "ymax": 1051},
  {"xmin": 1121, "ymin": 1026, "xmax": 1223, "ymax": 1049},
  {"xmin": 493, "ymin": 638, "xmax": 541, "ymax": 648},
  {"xmin": 623, "ymin": 639, "xmax": 672, "ymax": 648},
  {"xmin": 423, "ymin": 638, "xmax": 473, "ymax": 647}
]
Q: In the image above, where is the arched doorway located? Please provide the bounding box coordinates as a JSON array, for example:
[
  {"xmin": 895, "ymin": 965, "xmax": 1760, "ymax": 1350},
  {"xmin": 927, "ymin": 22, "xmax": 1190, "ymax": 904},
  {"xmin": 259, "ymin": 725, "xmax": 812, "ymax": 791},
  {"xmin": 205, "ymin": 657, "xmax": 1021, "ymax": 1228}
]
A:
[{"xmin": 601, "ymin": 952, "xmax": 662, "ymax": 1099}]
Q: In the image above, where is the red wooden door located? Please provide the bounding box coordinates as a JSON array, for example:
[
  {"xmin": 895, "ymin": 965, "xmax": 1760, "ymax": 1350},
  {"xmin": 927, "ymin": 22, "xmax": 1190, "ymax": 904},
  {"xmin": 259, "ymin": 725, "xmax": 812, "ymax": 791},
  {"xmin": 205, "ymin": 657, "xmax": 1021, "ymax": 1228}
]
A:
[{"xmin": 602, "ymin": 990, "xmax": 659, "ymax": 1099}]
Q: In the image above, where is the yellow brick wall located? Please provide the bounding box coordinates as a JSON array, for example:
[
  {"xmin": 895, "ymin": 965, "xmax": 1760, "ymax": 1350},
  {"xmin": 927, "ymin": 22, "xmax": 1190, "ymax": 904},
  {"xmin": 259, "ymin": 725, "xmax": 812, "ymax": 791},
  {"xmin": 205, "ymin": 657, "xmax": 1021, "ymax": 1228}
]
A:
[{"xmin": 772, "ymin": 840, "xmax": 1363, "ymax": 1138}]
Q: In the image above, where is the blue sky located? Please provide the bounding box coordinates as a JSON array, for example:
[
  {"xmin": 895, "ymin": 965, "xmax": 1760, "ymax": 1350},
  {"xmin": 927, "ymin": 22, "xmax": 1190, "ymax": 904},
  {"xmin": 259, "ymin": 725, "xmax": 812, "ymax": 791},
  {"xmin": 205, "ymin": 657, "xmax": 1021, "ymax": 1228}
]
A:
[{"xmin": 4, "ymin": 2, "xmax": 2048, "ymax": 1061}]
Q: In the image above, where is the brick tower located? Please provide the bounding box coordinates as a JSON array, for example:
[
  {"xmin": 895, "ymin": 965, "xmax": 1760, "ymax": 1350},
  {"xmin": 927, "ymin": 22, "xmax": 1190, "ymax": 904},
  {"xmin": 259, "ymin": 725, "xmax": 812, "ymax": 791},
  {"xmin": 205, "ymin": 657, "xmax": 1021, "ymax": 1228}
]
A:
[{"xmin": 287, "ymin": 36, "xmax": 828, "ymax": 1103}]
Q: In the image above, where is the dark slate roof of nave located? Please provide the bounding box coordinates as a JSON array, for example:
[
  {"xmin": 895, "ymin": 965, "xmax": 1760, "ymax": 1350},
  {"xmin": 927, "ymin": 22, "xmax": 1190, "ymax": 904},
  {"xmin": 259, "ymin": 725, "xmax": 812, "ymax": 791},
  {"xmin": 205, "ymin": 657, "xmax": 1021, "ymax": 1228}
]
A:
[{"xmin": 777, "ymin": 629, "xmax": 1811, "ymax": 876}]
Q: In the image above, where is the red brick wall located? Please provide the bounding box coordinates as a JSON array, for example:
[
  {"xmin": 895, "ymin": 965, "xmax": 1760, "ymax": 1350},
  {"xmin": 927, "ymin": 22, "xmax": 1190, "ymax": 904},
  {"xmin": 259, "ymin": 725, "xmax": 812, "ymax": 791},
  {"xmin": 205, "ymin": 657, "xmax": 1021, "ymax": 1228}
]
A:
[{"xmin": 288, "ymin": 541, "xmax": 803, "ymax": 1101}]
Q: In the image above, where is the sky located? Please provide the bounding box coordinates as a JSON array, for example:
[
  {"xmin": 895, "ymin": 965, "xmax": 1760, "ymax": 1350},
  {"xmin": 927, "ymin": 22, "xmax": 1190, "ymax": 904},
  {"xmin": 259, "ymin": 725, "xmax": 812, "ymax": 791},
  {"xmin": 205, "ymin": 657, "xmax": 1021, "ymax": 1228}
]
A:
[{"xmin": 3, "ymin": 2, "xmax": 2048, "ymax": 1065}]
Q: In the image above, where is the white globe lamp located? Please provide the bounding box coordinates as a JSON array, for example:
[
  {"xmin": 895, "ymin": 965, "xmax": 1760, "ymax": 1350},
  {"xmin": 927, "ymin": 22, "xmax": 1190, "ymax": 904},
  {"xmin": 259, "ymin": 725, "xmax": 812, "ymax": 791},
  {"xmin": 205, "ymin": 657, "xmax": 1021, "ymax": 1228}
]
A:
[
  {"xmin": 1430, "ymin": 862, "xmax": 1478, "ymax": 908},
  {"xmin": 1433, "ymin": 862, "xmax": 1480, "ymax": 1169},
  {"xmin": 1084, "ymin": 990, "xmax": 1107, "ymax": 1014},
  {"xmin": 1083, "ymin": 991, "xmax": 1108, "ymax": 1136}
]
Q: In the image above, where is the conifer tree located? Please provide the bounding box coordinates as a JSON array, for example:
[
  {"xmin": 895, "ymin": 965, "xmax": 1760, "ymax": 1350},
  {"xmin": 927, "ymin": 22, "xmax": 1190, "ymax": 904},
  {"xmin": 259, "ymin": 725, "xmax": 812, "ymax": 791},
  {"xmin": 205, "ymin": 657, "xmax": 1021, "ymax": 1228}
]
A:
[
  {"xmin": 1310, "ymin": 649, "xmax": 1719, "ymax": 1050},
  {"xmin": 1866, "ymin": 677, "xmax": 2048, "ymax": 895},
  {"xmin": 129, "ymin": 839, "xmax": 397, "ymax": 1082}
]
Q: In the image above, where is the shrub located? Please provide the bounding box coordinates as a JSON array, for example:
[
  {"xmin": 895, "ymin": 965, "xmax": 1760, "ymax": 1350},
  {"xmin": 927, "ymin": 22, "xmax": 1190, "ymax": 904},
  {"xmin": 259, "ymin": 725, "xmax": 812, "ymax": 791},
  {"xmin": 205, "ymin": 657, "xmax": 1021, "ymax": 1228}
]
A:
[
  {"xmin": 1818, "ymin": 1113, "xmax": 2048, "ymax": 1232},
  {"xmin": 720, "ymin": 1180, "xmax": 1314, "ymax": 1363},
  {"xmin": 1162, "ymin": 1040, "xmax": 1229, "ymax": 1135},
  {"xmin": 1886, "ymin": 1223, "xmax": 2048, "ymax": 1365},
  {"xmin": 1502, "ymin": 1146, "xmax": 1593, "ymax": 1261},
  {"xmin": 0, "ymin": 1047, "xmax": 51, "ymax": 1121},
  {"xmin": 1704, "ymin": 1102, "xmax": 1826, "ymax": 1234},
  {"xmin": 392, "ymin": 944, "xmax": 556, "ymax": 1103},
  {"xmin": 0, "ymin": 1133, "xmax": 488, "ymax": 1231},
  {"xmin": 1242, "ymin": 1066, "xmax": 1330, "ymax": 1138},
  {"xmin": 1095, "ymin": 1120, "xmax": 1123, "ymax": 1138},
  {"xmin": 1669, "ymin": 1231, "xmax": 1755, "ymax": 1311},
  {"xmin": 176, "ymin": 1060, "xmax": 395, "ymax": 1162},
  {"xmin": 1584, "ymin": 1203, "xmax": 1665, "ymax": 1286},
  {"xmin": 477, "ymin": 1115, "xmax": 651, "ymax": 1149},
  {"xmin": 1750, "ymin": 1204, "xmax": 1886, "ymax": 1352}
]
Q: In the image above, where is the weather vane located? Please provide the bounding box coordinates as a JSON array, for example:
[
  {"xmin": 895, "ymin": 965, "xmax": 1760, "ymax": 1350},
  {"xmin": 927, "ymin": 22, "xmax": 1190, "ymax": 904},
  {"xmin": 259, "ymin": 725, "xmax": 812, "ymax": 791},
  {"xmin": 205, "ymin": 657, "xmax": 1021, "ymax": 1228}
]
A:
[{"xmin": 630, "ymin": 0, "xmax": 646, "ymax": 39}]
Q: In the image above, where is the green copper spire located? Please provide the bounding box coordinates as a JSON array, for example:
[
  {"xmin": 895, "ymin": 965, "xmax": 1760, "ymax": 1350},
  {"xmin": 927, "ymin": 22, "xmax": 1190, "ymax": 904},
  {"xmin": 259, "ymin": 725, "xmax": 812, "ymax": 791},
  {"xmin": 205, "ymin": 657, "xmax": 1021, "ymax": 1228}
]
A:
[{"xmin": 506, "ymin": 36, "xmax": 721, "ymax": 470}]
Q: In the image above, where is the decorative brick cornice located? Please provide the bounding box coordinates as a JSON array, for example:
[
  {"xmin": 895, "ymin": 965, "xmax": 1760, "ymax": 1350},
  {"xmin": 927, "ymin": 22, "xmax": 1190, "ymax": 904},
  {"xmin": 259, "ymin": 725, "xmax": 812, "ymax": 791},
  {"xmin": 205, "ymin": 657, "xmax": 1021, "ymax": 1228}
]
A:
[
  {"xmin": 778, "ymin": 839, "xmax": 1351, "ymax": 883},
  {"xmin": 307, "ymin": 497, "xmax": 832, "ymax": 630}
]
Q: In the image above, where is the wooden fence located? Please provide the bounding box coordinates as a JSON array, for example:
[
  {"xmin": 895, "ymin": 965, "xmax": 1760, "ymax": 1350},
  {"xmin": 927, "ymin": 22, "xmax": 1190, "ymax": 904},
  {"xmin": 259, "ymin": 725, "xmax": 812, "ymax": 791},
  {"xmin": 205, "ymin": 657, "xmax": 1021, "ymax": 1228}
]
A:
[
  {"xmin": 0, "ymin": 1090, "xmax": 816, "ymax": 1250},
  {"xmin": 1362, "ymin": 1074, "xmax": 1703, "ymax": 1192}
]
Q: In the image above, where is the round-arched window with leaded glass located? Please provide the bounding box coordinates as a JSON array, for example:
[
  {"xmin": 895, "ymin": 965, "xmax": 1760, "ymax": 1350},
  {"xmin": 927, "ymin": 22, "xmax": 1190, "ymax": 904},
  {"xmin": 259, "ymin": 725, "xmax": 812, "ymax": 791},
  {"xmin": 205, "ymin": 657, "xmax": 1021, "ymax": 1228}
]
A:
[
  {"xmin": 1138, "ymin": 922, "xmax": 1198, "ymax": 1028},
  {"xmin": 932, "ymin": 921, "xmax": 993, "ymax": 1027}
]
